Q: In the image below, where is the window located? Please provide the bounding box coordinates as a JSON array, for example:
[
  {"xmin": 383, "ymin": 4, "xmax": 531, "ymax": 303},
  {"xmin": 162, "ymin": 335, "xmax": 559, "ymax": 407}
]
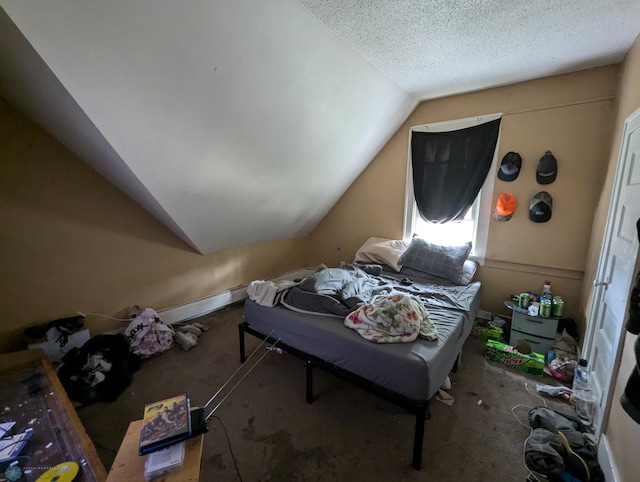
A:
[{"xmin": 402, "ymin": 113, "xmax": 501, "ymax": 264}]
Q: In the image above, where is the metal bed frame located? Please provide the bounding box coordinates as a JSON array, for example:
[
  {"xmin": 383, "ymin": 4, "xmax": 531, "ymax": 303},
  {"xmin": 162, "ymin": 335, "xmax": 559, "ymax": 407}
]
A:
[{"xmin": 238, "ymin": 320, "xmax": 460, "ymax": 470}]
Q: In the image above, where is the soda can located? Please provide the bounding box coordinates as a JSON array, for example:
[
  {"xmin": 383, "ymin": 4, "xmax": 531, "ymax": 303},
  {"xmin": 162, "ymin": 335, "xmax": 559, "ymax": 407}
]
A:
[
  {"xmin": 540, "ymin": 298, "xmax": 552, "ymax": 317},
  {"xmin": 519, "ymin": 292, "xmax": 529, "ymax": 309},
  {"xmin": 552, "ymin": 297, "xmax": 564, "ymax": 317}
]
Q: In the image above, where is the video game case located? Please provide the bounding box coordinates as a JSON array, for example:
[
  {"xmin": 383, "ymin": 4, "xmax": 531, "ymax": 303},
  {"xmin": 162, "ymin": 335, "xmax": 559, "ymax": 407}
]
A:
[{"xmin": 139, "ymin": 394, "xmax": 191, "ymax": 456}]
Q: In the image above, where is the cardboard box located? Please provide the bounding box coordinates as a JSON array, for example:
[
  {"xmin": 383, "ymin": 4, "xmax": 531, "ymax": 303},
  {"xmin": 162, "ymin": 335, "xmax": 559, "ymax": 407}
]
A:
[
  {"xmin": 484, "ymin": 339, "xmax": 545, "ymax": 376},
  {"xmin": 471, "ymin": 322, "xmax": 503, "ymax": 341}
]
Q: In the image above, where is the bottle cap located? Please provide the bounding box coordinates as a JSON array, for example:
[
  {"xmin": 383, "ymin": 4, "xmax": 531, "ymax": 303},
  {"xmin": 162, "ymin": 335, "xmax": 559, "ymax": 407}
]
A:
[{"xmin": 578, "ymin": 358, "xmax": 588, "ymax": 366}]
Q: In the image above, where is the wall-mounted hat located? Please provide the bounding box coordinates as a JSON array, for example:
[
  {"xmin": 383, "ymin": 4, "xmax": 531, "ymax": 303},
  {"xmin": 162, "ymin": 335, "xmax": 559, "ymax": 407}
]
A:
[
  {"xmin": 536, "ymin": 151, "xmax": 557, "ymax": 184},
  {"xmin": 530, "ymin": 191, "xmax": 552, "ymax": 223},
  {"xmin": 497, "ymin": 152, "xmax": 522, "ymax": 182},
  {"xmin": 493, "ymin": 192, "xmax": 516, "ymax": 222}
]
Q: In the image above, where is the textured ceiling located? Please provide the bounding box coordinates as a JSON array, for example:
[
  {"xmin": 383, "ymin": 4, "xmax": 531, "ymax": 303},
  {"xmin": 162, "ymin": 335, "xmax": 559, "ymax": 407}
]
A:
[
  {"xmin": 300, "ymin": 0, "xmax": 640, "ymax": 98},
  {"xmin": 1, "ymin": 0, "xmax": 639, "ymax": 255}
]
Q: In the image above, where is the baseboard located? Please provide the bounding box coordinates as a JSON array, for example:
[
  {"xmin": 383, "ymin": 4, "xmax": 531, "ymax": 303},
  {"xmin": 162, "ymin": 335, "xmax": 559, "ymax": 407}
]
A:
[
  {"xmin": 158, "ymin": 267, "xmax": 315, "ymax": 325},
  {"xmin": 598, "ymin": 433, "xmax": 620, "ymax": 482}
]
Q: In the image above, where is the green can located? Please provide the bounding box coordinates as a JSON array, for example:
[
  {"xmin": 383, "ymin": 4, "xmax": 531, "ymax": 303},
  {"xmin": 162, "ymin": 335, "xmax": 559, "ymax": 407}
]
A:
[
  {"xmin": 552, "ymin": 297, "xmax": 564, "ymax": 317},
  {"xmin": 540, "ymin": 298, "xmax": 552, "ymax": 317},
  {"xmin": 519, "ymin": 292, "xmax": 529, "ymax": 309}
]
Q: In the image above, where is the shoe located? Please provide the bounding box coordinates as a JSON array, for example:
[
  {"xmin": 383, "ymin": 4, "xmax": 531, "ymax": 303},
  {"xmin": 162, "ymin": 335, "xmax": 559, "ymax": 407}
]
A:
[
  {"xmin": 191, "ymin": 322, "xmax": 209, "ymax": 332},
  {"xmin": 175, "ymin": 331, "xmax": 198, "ymax": 351},
  {"xmin": 178, "ymin": 325, "xmax": 202, "ymax": 337}
]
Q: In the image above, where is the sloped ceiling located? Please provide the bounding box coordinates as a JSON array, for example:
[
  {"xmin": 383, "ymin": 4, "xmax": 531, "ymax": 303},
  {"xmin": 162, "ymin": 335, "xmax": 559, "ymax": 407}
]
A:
[{"xmin": 1, "ymin": 1, "xmax": 639, "ymax": 254}]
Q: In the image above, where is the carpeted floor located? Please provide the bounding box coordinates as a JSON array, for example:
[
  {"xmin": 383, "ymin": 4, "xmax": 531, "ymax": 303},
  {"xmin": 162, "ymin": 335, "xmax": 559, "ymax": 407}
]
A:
[{"xmin": 77, "ymin": 303, "xmax": 574, "ymax": 481}]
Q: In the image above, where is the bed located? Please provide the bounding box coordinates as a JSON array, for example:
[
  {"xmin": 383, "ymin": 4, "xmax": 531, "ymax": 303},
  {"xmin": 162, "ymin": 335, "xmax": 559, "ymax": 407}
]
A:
[{"xmin": 239, "ymin": 237, "xmax": 481, "ymax": 470}]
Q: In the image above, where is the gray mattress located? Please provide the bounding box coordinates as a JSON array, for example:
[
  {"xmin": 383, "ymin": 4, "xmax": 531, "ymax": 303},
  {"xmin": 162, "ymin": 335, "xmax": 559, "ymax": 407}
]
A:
[{"xmin": 243, "ymin": 270, "xmax": 481, "ymax": 401}]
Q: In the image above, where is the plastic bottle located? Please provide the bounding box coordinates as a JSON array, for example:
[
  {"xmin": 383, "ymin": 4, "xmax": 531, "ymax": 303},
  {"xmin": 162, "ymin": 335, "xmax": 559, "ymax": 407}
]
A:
[
  {"xmin": 572, "ymin": 358, "xmax": 595, "ymax": 426},
  {"xmin": 542, "ymin": 280, "xmax": 552, "ymax": 297}
]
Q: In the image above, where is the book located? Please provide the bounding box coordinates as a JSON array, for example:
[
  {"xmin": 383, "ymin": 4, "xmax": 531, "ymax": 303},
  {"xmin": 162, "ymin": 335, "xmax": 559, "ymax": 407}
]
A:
[{"xmin": 139, "ymin": 394, "xmax": 191, "ymax": 455}]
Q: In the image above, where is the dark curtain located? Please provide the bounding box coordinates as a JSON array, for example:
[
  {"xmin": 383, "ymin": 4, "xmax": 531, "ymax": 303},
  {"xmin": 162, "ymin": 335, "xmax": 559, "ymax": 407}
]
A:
[{"xmin": 411, "ymin": 118, "xmax": 501, "ymax": 223}]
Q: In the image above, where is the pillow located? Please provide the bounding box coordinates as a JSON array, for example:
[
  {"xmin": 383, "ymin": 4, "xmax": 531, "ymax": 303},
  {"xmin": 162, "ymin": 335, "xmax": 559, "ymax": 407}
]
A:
[
  {"xmin": 354, "ymin": 237, "xmax": 409, "ymax": 272},
  {"xmin": 459, "ymin": 259, "xmax": 478, "ymax": 286},
  {"xmin": 398, "ymin": 238, "xmax": 472, "ymax": 283}
]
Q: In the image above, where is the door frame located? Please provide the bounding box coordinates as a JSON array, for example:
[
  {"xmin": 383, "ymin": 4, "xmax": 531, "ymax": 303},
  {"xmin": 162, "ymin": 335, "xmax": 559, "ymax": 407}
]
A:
[{"xmin": 583, "ymin": 106, "xmax": 640, "ymax": 437}]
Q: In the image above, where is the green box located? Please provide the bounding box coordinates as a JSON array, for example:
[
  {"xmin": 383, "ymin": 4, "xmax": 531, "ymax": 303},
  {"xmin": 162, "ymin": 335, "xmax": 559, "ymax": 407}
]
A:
[
  {"xmin": 470, "ymin": 323, "xmax": 503, "ymax": 341},
  {"xmin": 484, "ymin": 340, "xmax": 545, "ymax": 376}
]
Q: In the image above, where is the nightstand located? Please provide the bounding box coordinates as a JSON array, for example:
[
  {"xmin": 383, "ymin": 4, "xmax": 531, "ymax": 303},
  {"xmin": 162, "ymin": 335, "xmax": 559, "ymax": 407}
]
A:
[{"xmin": 505, "ymin": 301, "xmax": 560, "ymax": 357}]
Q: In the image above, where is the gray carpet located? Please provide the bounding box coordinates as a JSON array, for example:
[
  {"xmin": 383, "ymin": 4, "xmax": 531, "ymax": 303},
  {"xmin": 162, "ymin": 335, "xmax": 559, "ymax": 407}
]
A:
[{"xmin": 77, "ymin": 303, "xmax": 572, "ymax": 481}]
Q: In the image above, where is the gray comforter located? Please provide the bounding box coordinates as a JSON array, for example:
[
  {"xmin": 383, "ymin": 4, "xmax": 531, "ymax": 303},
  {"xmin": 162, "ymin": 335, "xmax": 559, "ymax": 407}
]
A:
[{"xmin": 281, "ymin": 263, "xmax": 479, "ymax": 318}]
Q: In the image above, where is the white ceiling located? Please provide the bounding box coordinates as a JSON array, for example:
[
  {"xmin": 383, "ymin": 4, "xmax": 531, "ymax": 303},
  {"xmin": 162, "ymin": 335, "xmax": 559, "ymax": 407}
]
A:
[{"xmin": 1, "ymin": 1, "xmax": 639, "ymax": 254}]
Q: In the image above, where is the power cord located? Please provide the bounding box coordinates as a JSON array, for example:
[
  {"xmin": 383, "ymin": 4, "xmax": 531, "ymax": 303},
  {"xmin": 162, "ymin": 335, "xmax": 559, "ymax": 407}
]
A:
[
  {"xmin": 76, "ymin": 311, "xmax": 131, "ymax": 322},
  {"xmin": 210, "ymin": 415, "xmax": 243, "ymax": 482},
  {"xmin": 510, "ymin": 382, "xmax": 548, "ymax": 482}
]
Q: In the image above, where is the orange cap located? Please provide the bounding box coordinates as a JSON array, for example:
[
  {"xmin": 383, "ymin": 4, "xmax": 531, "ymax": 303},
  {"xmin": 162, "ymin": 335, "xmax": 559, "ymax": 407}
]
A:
[{"xmin": 493, "ymin": 192, "xmax": 516, "ymax": 221}]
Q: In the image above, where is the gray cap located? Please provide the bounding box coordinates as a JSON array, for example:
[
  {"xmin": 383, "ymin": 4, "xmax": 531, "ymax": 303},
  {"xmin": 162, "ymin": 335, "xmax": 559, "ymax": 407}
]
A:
[{"xmin": 530, "ymin": 191, "xmax": 552, "ymax": 223}]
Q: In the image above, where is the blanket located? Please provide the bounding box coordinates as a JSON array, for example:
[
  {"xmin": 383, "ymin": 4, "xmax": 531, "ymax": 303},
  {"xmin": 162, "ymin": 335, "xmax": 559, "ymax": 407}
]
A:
[
  {"xmin": 344, "ymin": 294, "xmax": 437, "ymax": 343},
  {"xmin": 282, "ymin": 264, "xmax": 393, "ymax": 317},
  {"xmin": 247, "ymin": 279, "xmax": 299, "ymax": 307},
  {"xmin": 280, "ymin": 263, "xmax": 477, "ymax": 318}
]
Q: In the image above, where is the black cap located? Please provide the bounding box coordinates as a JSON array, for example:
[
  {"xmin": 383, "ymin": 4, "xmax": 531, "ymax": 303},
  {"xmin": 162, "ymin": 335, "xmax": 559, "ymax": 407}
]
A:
[
  {"xmin": 530, "ymin": 191, "xmax": 552, "ymax": 223},
  {"xmin": 536, "ymin": 151, "xmax": 557, "ymax": 184},
  {"xmin": 497, "ymin": 152, "xmax": 522, "ymax": 182}
]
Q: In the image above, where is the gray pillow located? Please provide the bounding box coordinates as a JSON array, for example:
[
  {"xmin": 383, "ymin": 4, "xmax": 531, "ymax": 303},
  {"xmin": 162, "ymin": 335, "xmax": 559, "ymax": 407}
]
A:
[{"xmin": 399, "ymin": 238, "xmax": 472, "ymax": 283}]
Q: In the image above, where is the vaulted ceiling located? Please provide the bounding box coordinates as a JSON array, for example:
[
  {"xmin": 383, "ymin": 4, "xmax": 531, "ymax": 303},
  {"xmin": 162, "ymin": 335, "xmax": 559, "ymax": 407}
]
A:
[{"xmin": 1, "ymin": 1, "xmax": 639, "ymax": 254}]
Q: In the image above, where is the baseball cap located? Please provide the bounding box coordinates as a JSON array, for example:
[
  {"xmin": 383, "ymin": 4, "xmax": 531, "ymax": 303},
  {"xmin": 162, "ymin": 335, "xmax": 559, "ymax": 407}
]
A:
[
  {"xmin": 497, "ymin": 152, "xmax": 522, "ymax": 182},
  {"xmin": 530, "ymin": 191, "xmax": 552, "ymax": 222},
  {"xmin": 536, "ymin": 151, "xmax": 557, "ymax": 184},
  {"xmin": 493, "ymin": 192, "xmax": 517, "ymax": 222}
]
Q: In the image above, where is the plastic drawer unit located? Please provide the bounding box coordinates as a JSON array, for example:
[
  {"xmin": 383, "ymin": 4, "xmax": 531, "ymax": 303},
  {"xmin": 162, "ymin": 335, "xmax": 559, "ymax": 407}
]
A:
[{"xmin": 509, "ymin": 309, "xmax": 560, "ymax": 357}]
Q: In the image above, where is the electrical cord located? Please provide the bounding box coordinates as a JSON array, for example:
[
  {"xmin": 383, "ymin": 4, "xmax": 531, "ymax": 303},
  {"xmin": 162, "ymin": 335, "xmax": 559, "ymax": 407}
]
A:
[
  {"xmin": 210, "ymin": 415, "xmax": 243, "ymax": 482},
  {"xmin": 76, "ymin": 311, "xmax": 131, "ymax": 322},
  {"xmin": 510, "ymin": 382, "xmax": 549, "ymax": 482}
]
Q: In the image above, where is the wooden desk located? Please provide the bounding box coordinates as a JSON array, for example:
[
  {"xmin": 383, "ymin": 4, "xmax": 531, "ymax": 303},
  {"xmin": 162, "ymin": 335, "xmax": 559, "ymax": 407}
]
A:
[
  {"xmin": 106, "ymin": 420, "xmax": 203, "ymax": 482},
  {"xmin": 0, "ymin": 349, "xmax": 107, "ymax": 481}
]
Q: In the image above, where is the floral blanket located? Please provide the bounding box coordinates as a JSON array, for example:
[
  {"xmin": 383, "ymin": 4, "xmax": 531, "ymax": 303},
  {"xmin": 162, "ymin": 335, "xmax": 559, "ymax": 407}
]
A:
[{"xmin": 344, "ymin": 294, "xmax": 438, "ymax": 343}]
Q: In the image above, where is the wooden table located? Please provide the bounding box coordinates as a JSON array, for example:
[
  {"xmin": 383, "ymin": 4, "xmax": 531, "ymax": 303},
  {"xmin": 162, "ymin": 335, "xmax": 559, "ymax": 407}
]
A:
[
  {"xmin": 106, "ymin": 420, "xmax": 203, "ymax": 481},
  {"xmin": 0, "ymin": 349, "xmax": 107, "ymax": 481}
]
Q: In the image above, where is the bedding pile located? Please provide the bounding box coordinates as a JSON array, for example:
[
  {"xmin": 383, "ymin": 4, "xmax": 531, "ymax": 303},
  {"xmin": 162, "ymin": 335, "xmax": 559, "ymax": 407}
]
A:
[{"xmin": 246, "ymin": 236, "xmax": 480, "ymax": 344}]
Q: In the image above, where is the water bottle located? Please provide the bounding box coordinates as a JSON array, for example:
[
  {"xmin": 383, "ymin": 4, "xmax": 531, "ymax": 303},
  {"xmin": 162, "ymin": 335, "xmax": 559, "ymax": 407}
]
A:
[{"xmin": 572, "ymin": 358, "xmax": 595, "ymax": 426}]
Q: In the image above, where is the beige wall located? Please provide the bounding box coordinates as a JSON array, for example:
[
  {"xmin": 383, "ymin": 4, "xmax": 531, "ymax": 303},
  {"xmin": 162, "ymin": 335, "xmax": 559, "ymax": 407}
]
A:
[
  {"xmin": 0, "ymin": 99, "xmax": 307, "ymax": 353},
  {"xmin": 588, "ymin": 34, "xmax": 640, "ymax": 482},
  {"xmin": 308, "ymin": 66, "xmax": 617, "ymax": 322}
]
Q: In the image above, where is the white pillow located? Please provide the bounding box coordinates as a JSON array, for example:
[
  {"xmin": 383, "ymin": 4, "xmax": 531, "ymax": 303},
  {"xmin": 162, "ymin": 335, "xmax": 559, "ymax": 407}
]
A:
[
  {"xmin": 354, "ymin": 237, "xmax": 409, "ymax": 272},
  {"xmin": 459, "ymin": 259, "xmax": 479, "ymax": 286}
]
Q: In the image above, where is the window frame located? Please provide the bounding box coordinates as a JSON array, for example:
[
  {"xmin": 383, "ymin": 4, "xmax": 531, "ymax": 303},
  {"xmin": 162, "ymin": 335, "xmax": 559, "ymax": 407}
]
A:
[{"xmin": 402, "ymin": 113, "xmax": 502, "ymax": 265}]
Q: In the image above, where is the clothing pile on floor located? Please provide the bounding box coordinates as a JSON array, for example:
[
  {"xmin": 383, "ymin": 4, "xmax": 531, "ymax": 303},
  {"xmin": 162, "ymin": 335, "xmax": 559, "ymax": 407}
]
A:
[
  {"xmin": 125, "ymin": 305, "xmax": 209, "ymax": 352},
  {"xmin": 525, "ymin": 407, "xmax": 604, "ymax": 482}
]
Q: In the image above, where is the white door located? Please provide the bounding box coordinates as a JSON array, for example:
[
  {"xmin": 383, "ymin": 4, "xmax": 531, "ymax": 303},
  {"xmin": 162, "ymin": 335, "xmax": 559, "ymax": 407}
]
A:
[{"xmin": 584, "ymin": 107, "xmax": 640, "ymax": 436}]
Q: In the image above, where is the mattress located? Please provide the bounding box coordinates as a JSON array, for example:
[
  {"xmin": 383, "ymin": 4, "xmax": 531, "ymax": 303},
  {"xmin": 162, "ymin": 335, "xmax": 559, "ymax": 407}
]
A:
[{"xmin": 243, "ymin": 274, "xmax": 481, "ymax": 401}]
